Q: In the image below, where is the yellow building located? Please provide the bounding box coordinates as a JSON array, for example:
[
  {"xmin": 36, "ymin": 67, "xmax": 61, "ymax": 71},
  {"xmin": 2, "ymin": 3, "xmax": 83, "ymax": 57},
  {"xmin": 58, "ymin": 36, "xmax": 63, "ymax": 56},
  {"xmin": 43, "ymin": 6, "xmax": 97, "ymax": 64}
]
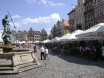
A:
[
  {"xmin": 51, "ymin": 19, "xmax": 69, "ymax": 38},
  {"xmin": 62, "ymin": 19, "xmax": 69, "ymax": 35}
]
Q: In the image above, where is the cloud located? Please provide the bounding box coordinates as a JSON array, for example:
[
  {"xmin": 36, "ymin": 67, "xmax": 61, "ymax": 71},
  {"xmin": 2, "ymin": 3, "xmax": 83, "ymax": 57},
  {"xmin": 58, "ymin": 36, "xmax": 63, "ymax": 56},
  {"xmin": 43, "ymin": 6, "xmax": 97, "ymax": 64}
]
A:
[
  {"xmin": 41, "ymin": 0, "xmax": 47, "ymax": 4},
  {"xmin": 9, "ymin": 13, "xmax": 60, "ymax": 28},
  {"xmin": 21, "ymin": 13, "xmax": 60, "ymax": 24},
  {"xmin": 50, "ymin": 13, "xmax": 60, "ymax": 21},
  {"xmin": 26, "ymin": 0, "xmax": 36, "ymax": 3},
  {"xmin": 40, "ymin": 0, "xmax": 65, "ymax": 6},
  {"xmin": 26, "ymin": 0, "xmax": 65, "ymax": 6},
  {"xmin": 21, "ymin": 18, "xmax": 40, "ymax": 24},
  {"xmin": 10, "ymin": 22, "xmax": 21, "ymax": 27},
  {"xmin": 11, "ymin": 15, "xmax": 22, "ymax": 19},
  {"xmin": 48, "ymin": 1, "xmax": 66, "ymax": 6}
]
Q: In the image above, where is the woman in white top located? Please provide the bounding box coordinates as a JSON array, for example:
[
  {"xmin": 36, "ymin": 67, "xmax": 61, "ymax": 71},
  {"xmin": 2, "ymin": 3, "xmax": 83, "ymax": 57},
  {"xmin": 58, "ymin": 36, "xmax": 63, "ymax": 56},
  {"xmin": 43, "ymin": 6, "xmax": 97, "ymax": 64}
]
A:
[{"xmin": 45, "ymin": 47, "xmax": 49, "ymax": 60}]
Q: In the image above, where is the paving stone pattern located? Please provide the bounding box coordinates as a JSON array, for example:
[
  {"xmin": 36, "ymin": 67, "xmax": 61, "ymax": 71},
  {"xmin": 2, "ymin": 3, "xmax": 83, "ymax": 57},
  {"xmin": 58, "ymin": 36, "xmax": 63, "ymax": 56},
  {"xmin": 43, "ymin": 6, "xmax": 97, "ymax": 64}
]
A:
[{"xmin": 0, "ymin": 47, "xmax": 104, "ymax": 78}]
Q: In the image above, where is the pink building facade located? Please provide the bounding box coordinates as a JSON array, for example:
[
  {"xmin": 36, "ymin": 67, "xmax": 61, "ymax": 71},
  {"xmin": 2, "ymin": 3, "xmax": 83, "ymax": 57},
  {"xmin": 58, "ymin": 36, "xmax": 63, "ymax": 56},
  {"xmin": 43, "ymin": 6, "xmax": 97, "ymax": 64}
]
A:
[{"xmin": 94, "ymin": 0, "xmax": 104, "ymax": 24}]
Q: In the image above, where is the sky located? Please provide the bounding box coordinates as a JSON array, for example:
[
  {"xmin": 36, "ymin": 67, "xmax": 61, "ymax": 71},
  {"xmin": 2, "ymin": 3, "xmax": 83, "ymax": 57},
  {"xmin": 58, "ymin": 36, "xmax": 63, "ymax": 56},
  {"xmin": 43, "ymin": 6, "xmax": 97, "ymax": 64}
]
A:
[{"xmin": 0, "ymin": 0, "xmax": 77, "ymax": 34}]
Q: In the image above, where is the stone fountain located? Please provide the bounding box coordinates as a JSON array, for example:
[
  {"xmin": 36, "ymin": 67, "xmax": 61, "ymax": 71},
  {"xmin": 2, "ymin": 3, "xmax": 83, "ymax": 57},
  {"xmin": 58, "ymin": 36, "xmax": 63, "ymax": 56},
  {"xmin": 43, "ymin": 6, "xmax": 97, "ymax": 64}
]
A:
[{"xmin": 0, "ymin": 15, "xmax": 42, "ymax": 74}]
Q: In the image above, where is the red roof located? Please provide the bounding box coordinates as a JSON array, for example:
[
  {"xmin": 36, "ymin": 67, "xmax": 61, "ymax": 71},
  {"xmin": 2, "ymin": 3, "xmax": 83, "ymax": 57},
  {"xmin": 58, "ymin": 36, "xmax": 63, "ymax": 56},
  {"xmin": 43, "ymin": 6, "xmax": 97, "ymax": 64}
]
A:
[{"xmin": 63, "ymin": 19, "xmax": 69, "ymax": 26}]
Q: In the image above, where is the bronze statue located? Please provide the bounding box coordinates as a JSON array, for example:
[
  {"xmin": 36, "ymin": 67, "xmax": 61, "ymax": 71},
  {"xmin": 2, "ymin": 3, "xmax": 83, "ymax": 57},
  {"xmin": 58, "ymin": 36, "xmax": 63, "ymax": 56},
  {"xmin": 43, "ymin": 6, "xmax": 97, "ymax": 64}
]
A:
[{"xmin": 1, "ymin": 15, "xmax": 12, "ymax": 45}]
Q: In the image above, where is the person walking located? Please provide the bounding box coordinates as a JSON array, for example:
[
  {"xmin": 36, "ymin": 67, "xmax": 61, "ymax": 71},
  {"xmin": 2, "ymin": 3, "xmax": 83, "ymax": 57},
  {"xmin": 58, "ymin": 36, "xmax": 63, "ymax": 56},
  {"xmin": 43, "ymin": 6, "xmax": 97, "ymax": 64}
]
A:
[
  {"xmin": 33, "ymin": 46, "xmax": 37, "ymax": 53},
  {"xmin": 44, "ymin": 47, "xmax": 49, "ymax": 60},
  {"xmin": 40, "ymin": 46, "xmax": 45, "ymax": 60}
]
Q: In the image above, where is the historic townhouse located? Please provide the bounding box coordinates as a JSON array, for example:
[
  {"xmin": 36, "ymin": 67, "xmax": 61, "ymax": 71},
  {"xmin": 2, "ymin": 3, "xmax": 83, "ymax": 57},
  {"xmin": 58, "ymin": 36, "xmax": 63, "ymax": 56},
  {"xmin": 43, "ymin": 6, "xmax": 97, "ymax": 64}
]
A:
[
  {"xmin": 56, "ymin": 20, "xmax": 63, "ymax": 37},
  {"xmin": 53, "ymin": 22, "xmax": 59, "ymax": 38},
  {"xmin": 84, "ymin": 0, "xmax": 95, "ymax": 30},
  {"xmin": 51, "ymin": 25, "xmax": 57, "ymax": 38},
  {"xmin": 62, "ymin": 19, "xmax": 69, "ymax": 35},
  {"xmin": 28, "ymin": 28, "xmax": 34, "ymax": 42},
  {"xmin": 50, "ymin": 29, "xmax": 53, "ymax": 39},
  {"xmin": 16, "ymin": 30, "xmax": 23, "ymax": 41},
  {"xmin": 40, "ymin": 29, "xmax": 48, "ymax": 41},
  {"xmin": 34, "ymin": 31, "xmax": 41, "ymax": 41},
  {"xmin": 48, "ymin": 34, "xmax": 51, "ymax": 40},
  {"xmin": 51, "ymin": 19, "xmax": 69, "ymax": 38},
  {"xmin": 67, "ymin": 9, "xmax": 76, "ymax": 33},
  {"xmin": 75, "ymin": 0, "xmax": 85, "ymax": 30},
  {"xmin": 51, "ymin": 24, "xmax": 59, "ymax": 38},
  {"xmin": 10, "ymin": 28, "xmax": 48, "ymax": 42},
  {"xmin": 93, "ymin": 0, "xmax": 104, "ymax": 24},
  {"xmin": 22, "ymin": 30, "xmax": 28, "ymax": 41}
]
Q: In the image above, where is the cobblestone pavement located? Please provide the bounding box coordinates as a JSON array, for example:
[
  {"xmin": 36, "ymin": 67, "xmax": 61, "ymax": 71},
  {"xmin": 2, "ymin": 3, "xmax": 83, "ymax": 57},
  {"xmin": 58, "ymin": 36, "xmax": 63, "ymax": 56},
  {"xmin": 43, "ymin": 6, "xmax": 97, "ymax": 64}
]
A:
[{"xmin": 0, "ymin": 47, "xmax": 104, "ymax": 78}]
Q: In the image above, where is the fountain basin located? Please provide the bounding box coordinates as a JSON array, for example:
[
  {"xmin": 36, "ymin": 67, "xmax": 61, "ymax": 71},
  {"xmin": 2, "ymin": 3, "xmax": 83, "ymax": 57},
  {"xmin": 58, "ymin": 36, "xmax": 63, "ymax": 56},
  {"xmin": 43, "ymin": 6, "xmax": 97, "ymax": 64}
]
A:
[{"xmin": 0, "ymin": 49, "xmax": 41, "ymax": 74}]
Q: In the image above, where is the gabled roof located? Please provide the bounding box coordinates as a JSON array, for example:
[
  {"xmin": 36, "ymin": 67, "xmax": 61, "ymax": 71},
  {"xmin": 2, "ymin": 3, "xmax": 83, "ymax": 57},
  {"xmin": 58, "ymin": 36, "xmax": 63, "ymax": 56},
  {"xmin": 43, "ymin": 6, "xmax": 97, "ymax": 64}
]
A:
[
  {"xmin": 63, "ymin": 19, "xmax": 69, "ymax": 26},
  {"xmin": 34, "ymin": 31, "xmax": 41, "ymax": 35}
]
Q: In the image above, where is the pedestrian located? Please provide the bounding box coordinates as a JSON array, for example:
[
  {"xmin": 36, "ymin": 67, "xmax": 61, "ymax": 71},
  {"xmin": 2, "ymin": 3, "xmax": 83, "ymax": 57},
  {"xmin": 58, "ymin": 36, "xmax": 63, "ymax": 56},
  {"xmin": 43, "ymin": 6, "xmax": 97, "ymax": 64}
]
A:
[
  {"xmin": 44, "ymin": 47, "xmax": 49, "ymax": 60},
  {"xmin": 40, "ymin": 46, "xmax": 45, "ymax": 60},
  {"xmin": 33, "ymin": 46, "xmax": 37, "ymax": 53}
]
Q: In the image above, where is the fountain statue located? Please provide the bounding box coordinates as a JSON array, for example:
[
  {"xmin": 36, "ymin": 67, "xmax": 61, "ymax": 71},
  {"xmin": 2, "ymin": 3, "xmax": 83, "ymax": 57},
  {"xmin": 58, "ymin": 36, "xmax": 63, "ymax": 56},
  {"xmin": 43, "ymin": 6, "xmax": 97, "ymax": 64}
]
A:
[
  {"xmin": 1, "ymin": 15, "xmax": 15, "ymax": 53},
  {"xmin": 2, "ymin": 15, "xmax": 11, "ymax": 44},
  {"xmin": 0, "ymin": 14, "xmax": 41, "ymax": 74}
]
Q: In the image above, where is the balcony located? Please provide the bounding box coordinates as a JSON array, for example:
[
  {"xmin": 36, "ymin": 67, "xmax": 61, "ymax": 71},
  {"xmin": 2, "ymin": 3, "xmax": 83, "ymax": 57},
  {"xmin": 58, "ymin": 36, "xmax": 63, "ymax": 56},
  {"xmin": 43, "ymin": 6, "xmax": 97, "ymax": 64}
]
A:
[
  {"xmin": 85, "ymin": 8, "xmax": 94, "ymax": 14},
  {"xmin": 69, "ymin": 19, "xmax": 74, "ymax": 23}
]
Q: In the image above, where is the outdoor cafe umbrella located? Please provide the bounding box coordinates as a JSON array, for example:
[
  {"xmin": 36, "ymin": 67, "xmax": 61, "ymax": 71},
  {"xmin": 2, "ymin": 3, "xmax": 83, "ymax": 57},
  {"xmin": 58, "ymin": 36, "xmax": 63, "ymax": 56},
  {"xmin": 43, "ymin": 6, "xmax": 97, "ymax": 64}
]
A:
[
  {"xmin": 60, "ymin": 30, "xmax": 84, "ymax": 41},
  {"xmin": 48, "ymin": 37, "xmax": 59, "ymax": 43},
  {"xmin": 59, "ymin": 33, "xmax": 71, "ymax": 42},
  {"xmin": 76, "ymin": 23, "xmax": 104, "ymax": 37},
  {"xmin": 42, "ymin": 39, "xmax": 50, "ymax": 43}
]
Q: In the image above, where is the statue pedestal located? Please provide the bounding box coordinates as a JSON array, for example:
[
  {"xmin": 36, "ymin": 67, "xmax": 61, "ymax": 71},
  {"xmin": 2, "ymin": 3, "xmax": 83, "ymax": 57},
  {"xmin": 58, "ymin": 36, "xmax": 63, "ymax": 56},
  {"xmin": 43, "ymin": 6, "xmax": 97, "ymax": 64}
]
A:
[
  {"xmin": 3, "ymin": 48, "xmax": 13, "ymax": 53},
  {"xmin": 0, "ymin": 46, "xmax": 42, "ymax": 74},
  {"xmin": 0, "ymin": 44, "xmax": 15, "ymax": 53}
]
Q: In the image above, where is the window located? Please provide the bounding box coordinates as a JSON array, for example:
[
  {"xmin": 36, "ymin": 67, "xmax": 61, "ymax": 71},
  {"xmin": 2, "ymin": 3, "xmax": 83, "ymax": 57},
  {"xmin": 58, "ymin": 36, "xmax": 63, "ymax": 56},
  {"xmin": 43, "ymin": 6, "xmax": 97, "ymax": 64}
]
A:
[
  {"xmin": 89, "ymin": 15, "xmax": 91, "ymax": 20},
  {"xmin": 92, "ymin": 14, "xmax": 93, "ymax": 19},
  {"xmin": 96, "ymin": 10, "xmax": 99, "ymax": 17},
  {"xmin": 86, "ymin": 7, "xmax": 88, "ymax": 11},
  {"xmin": 99, "ymin": 20, "xmax": 102, "ymax": 23},
  {"xmin": 88, "ymin": 15, "xmax": 90, "ymax": 21},
  {"xmin": 89, "ymin": 4, "xmax": 92, "ymax": 10},
  {"xmin": 82, "ymin": 8, "xmax": 83, "ymax": 12},
  {"xmin": 91, "ymin": 14, "xmax": 93, "ymax": 20},
  {"xmin": 100, "ymin": 8, "xmax": 103, "ymax": 15},
  {"xmin": 89, "ymin": 23, "xmax": 90, "ymax": 28},
  {"xmin": 86, "ymin": 16, "xmax": 87, "ymax": 21},
  {"xmin": 82, "ymin": 17, "xmax": 84, "ymax": 22},
  {"xmin": 88, "ymin": 5, "xmax": 90, "ymax": 10}
]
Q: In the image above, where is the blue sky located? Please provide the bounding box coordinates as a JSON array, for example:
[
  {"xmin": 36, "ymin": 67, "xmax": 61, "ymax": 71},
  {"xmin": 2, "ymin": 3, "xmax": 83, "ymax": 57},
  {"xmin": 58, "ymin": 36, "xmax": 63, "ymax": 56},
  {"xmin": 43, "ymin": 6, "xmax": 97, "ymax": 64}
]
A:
[{"xmin": 0, "ymin": 0, "xmax": 77, "ymax": 34}]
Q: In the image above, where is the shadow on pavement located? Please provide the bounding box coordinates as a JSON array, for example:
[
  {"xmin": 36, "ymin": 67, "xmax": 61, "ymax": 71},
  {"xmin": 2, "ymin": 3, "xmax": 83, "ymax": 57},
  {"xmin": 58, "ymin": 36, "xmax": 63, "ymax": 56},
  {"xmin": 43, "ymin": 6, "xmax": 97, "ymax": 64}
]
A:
[{"xmin": 48, "ymin": 50, "xmax": 104, "ymax": 68}]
